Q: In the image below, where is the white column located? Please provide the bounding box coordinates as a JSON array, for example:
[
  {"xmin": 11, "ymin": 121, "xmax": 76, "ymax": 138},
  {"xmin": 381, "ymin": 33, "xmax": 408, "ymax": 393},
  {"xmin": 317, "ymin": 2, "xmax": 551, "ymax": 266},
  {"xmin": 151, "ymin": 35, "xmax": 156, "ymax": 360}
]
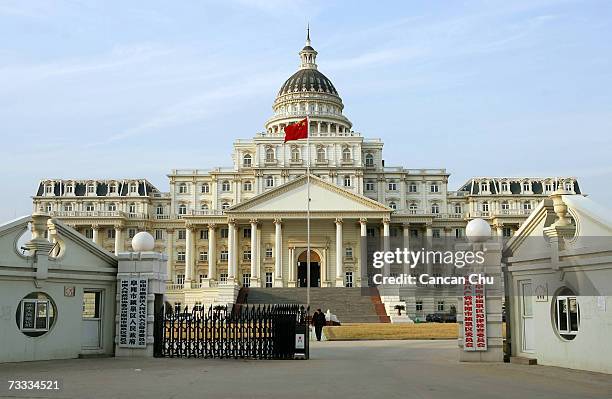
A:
[
  {"xmin": 335, "ymin": 218, "xmax": 344, "ymax": 287},
  {"xmin": 274, "ymin": 218, "xmax": 283, "ymax": 287},
  {"xmin": 208, "ymin": 224, "xmax": 216, "ymax": 281},
  {"xmin": 166, "ymin": 229, "xmax": 174, "ymax": 282},
  {"xmin": 114, "ymin": 224, "xmax": 124, "ymax": 255},
  {"xmin": 250, "ymin": 219, "xmax": 260, "ymax": 287},
  {"xmin": 228, "ymin": 220, "xmax": 237, "ymax": 283},
  {"xmin": 92, "ymin": 224, "xmax": 100, "ymax": 245},
  {"xmin": 383, "ymin": 218, "xmax": 390, "ymax": 279},
  {"xmin": 288, "ymin": 247, "xmax": 296, "ymax": 286},
  {"xmin": 184, "ymin": 224, "xmax": 195, "ymax": 288},
  {"xmin": 359, "ymin": 218, "xmax": 367, "ymax": 287},
  {"xmin": 425, "ymin": 224, "xmax": 433, "ymax": 275},
  {"xmin": 403, "ymin": 224, "xmax": 411, "ymax": 280}
]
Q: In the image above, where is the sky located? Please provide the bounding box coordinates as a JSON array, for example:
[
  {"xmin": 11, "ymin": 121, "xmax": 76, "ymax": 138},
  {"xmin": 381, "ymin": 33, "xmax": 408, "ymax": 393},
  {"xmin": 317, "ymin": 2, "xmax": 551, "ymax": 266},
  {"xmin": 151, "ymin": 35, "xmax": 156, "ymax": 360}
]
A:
[{"xmin": 1, "ymin": 0, "xmax": 611, "ymax": 221}]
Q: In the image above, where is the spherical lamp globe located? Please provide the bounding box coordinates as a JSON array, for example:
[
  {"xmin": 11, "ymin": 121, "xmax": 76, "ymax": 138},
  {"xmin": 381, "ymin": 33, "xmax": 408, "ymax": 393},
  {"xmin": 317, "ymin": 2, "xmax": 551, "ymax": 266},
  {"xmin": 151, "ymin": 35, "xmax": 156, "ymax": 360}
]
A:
[
  {"xmin": 465, "ymin": 218, "xmax": 491, "ymax": 243},
  {"xmin": 132, "ymin": 231, "xmax": 155, "ymax": 252}
]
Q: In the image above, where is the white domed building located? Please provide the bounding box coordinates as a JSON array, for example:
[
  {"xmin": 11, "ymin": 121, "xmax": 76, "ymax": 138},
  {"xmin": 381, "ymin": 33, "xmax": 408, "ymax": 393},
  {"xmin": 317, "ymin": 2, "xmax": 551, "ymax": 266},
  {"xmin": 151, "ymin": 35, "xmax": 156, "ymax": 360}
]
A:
[{"xmin": 32, "ymin": 30, "xmax": 582, "ymax": 320}]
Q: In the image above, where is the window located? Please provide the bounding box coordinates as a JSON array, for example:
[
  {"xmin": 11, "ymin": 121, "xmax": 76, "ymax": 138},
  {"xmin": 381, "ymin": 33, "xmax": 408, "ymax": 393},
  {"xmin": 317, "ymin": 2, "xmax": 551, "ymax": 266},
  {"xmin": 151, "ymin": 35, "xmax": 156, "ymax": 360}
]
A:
[
  {"xmin": 502, "ymin": 227, "xmax": 512, "ymax": 237},
  {"xmin": 454, "ymin": 203, "xmax": 462, "ymax": 214},
  {"xmin": 242, "ymin": 273, "xmax": 251, "ymax": 287},
  {"xmin": 243, "ymin": 154, "xmax": 252, "ymax": 167},
  {"xmin": 220, "ymin": 228, "xmax": 229, "ymax": 238},
  {"xmin": 266, "ymin": 176, "xmax": 274, "ymax": 187},
  {"xmin": 87, "ymin": 184, "xmax": 95, "ymax": 193},
  {"xmin": 389, "ymin": 201, "xmax": 397, "ymax": 210},
  {"xmin": 291, "ymin": 147, "xmax": 300, "ymax": 162},
  {"xmin": 523, "ymin": 201, "xmax": 532, "ymax": 211},
  {"xmin": 482, "ymin": 201, "xmax": 489, "ymax": 212},
  {"xmin": 66, "ymin": 185, "xmax": 73, "ymax": 194},
  {"xmin": 564, "ymin": 182, "xmax": 572, "ymax": 191},
  {"xmin": 501, "ymin": 182, "xmax": 508, "ymax": 192},
  {"xmin": 345, "ymin": 271, "xmax": 353, "ymax": 287},
  {"xmin": 108, "ymin": 203, "xmax": 117, "ymax": 211},
  {"xmin": 84, "ymin": 228, "xmax": 93, "ymax": 239},
  {"xmin": 16, "ymin": 293, "xmax": 56, "ymax": 337},
  {"xmin": 243, "ymin": 250, "xmax": 251, "ymax": 261},
  {"xmin": 178, "ymin": 183, "xmax": 187, "ymax": 194},
  {"xmin": 128, "ymin": 228, "xmax": 136, "ymax": 239},
  {"xmin": 198, "ymin": 275, "xmax": 207, "ymax": 284},
  {"xmin": 178, "ymin": 204, "xmax": 187, "ymax": 215},
  {"xmin": 221, "ymin": 180, "xmax": 231, "ymax": 192},
  {"xmin": 201, "ymin": 183, "xmax": 210, "ymax": 194},
  {"xmin": 199, "ymin": 251, "xmax": 208, "ymax": 262},
  {"xmin": 177, "ymin": 251, "xmax": 185, "ymax": 262},
  {"xmin": 455, "ymin": 228, "xmax": 464, "ymax": 238},
  {"xmin": 501, "ymin": 201, "xmax": 510, "ymax": 211},
  {"xmin": 156, "ymin": 204, "xmax": 164, "ymax": 215},
  {"xmin": 200, "ymin": 230, "xmax": 209, "ymax": 240},
  {"xmin": 365, "ymin": 181, "xmax": 375, "ymax": 191},
  {"xmin": 175, "ymin": 274, "xmax": 185, "ymax": 284},
  {"xmin": 265, "ymin": 246, "xmax": 273, "ymax": 258},
  {"xmin": 388, "ymin": 182, "xmax": 397, "ymax": 191},
  {"xmin": 220, "ymin": 250, "xmax": 228, "ymax": 262},
  {"xmin": 432, "ymin": 229, "xmax": 441, "ymax": 239},
  {"xmin": 345, "ymin": 247, "xmax": 353, "ymax": 259},
  {"xmin": 107, "ymin": 229, "xmax": 115, "ymax": 239},
  {"xmin": 409, "ymin": 203, "xmax": 418, "ymax": 214},
  {"xmin": 243, "ymin": 181, "xmax": 252, "ymax": 191},
  {"xmin": 178, "ymin": 230, "xmax": 186, "ymax": 240},
  {"xmin": 200, "ymin": 203, "xmax": 209, "ymax": 211},
  {"xmin": 317, "ymin": 147, "xmax": 326, "ymax": 162},
  {"xmin": 243, "ymin": 228, "xmax": 251, "ymax": 238},
  {"xmin": 437, "ymin": 301, "xmax": 445, "ymax": 312},
  {"xmin": 409, "ymin": 183, "xmax": 417, "ymax": 193},
  {"xmin": 45, "ymin": 203, "xmax": 52, "ymax": 212},
  {"xmin": 265, "ymin": 272, "xmax": 273, "ymax": 288},
  {"xmin": 343, "ymin": 175, "xmax": 351, "ymax": 187},
  {"xmin": 523, "ymin": 182, "xmax": 530, "ymax": 192},
  {"xmin": 129, "ymin": 203, "xmax": 136, "ymax": 214},
  {"xmin": 342, "ymin": 147, "xmax": 351, "ymax": 161},
  {"xmin": 265, "ymin": 148, "xmax": 275, "ymax": 162},
  {"xmin": 45, "ymin": 185, "xmax": 53, "ymax": 194},
  {"xmin": 430, "ymin": 183, "xmax": 439, "ymax": 193},
  {"xmin": 365, "ymin": 153, "xmax": 374, "ymax": 167},
  {"xmin": 545, "ymin": 183, "xmax": 552, "ymax": 192},
  {"xmin": 480, "ymin": 182, "xmax": 488, "ymax": 192},
  {"xmin": 367, "ymin": 228, "xmax": 375, "ymax": 237},
  {"xmin": 431, "ymin": 203, "xmax": 439, "ymax": 214},
  {"xmin": 554, "ymin": 289, "xmax": 580, "ymax": 340},
  {"xmin": 85, "ymin": 203, "xmax": 94, "ymax": 212},
  {"xmin": 63, "ymin": 203, "xmax": 73, "ymax": 212},
  {"xmin": 129, "ymin": 183, "xmax": 137, "ymax": 193},
  {"xmin": 416, "ymin": 300, "xmax": 423, "ymax": 312},
  {"xmin": 221, "ymin": 202, "xmax": 230, "ymax": 210},
  {"xmin": 155, "ymin": 229, "xmax": 163, "ymax": 240},
  {"xmin": 220, "ymin": 273, "xmax": 228, "ymax": 283},
  {"xmin": 109, "ymin": 184, "xmax": 117, "ymax": 193}
]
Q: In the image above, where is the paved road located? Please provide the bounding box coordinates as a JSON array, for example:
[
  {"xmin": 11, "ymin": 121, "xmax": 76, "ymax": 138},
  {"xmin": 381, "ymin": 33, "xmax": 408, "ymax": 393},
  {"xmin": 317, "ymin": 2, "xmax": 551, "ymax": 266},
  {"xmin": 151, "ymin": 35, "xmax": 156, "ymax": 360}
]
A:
[{"xmin": 1, "ymin": 340, "xmax": 611, "ymax": 399}]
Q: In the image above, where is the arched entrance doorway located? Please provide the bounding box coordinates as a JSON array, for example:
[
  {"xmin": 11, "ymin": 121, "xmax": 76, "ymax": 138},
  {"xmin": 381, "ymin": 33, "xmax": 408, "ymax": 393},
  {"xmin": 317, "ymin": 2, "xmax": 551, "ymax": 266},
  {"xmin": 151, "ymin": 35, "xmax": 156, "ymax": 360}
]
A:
[{"xmin": 297, "ymin": 250, "xmax": 320, "ymax": 287}]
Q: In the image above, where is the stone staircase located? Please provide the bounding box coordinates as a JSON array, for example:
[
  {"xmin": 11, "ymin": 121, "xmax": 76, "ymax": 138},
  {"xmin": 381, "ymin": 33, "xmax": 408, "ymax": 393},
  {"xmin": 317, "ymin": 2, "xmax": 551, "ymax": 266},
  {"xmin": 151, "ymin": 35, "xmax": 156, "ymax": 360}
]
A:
[{"xmin": 242, "ymin": 287, "xmax": 388, "ymax": 323}]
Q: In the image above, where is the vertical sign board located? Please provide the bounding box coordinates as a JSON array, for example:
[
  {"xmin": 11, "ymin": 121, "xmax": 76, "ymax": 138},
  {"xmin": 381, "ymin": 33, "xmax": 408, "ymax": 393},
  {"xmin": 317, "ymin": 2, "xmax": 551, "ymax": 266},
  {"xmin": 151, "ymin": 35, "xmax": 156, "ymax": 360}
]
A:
[
  {"xmin": 463, "ymin": 283, "xmax": 487, "ymax": 351},
  {"xmin": 119, "ymin": 278, "xmax": 148, "ymax": 348}
]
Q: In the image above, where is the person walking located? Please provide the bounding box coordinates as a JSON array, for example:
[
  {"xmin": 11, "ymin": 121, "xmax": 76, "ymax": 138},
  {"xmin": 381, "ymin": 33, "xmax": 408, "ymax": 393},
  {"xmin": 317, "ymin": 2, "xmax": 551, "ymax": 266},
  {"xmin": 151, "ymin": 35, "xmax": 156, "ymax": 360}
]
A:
[{"xmin": 312, "ymin": 308, "xmax": 326, "ymax": 341}]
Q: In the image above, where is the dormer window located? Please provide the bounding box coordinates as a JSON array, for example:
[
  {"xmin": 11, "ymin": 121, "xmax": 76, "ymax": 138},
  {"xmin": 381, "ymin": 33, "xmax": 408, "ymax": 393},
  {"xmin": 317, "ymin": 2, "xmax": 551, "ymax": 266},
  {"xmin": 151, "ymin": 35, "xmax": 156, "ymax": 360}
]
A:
[
  {"xmin": 109, "ymin": 183, "xmax": 117, "ymax": 194},
  {"xmin": 86, "ymin": 183, "xmax": 95, "ymax": 194},
  {"xmin": 243, "ymin": 154, "xmax": 252, "ymax": 167},
  {"xmin": 545, "ymin": 183, "xmax": 552, "ymax": 192},
  {"xmin": 129, "ymin": 183, "xmax": 137, "ymax": 193},
  {"xmin": 45, "ymin": 184, "xmax": 53, "ymax": 194},
  {"xmin": 501, "ymin": 182, "xmax": 508, "ymax": 192},
  {"xmin": 564, "ymin": 182, "xmax": 572, "ymax": 191},
  {"xmin": 66, "ymin": 185, "xmax": 73, "ymax": 194},
  {"xmin": 481, "ymin": 182, "xmax": 488, "ymax": 192},
  {"xmin": 365, "ymin": 153, "xmax": 374, "ymax": 167},
  {"xmin": 523, "ymin": 182, "xmax": 530, "ymax": 192}
]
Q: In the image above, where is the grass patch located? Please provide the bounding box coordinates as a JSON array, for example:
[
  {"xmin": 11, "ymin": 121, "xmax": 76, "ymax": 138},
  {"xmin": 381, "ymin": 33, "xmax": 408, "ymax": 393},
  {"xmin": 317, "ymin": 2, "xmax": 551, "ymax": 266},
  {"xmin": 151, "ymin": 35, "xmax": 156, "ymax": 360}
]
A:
[{"xmin": 324, "ymin": 323, "xmax": 459, "ymax": 341}]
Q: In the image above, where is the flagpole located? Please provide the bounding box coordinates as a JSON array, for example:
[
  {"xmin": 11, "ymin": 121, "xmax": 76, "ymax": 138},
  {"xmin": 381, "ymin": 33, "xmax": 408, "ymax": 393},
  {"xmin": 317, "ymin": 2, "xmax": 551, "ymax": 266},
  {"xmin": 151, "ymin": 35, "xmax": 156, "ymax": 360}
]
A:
[{"xmin": 306, "ymin": 114, "xmax": 311, "ymax": 314}]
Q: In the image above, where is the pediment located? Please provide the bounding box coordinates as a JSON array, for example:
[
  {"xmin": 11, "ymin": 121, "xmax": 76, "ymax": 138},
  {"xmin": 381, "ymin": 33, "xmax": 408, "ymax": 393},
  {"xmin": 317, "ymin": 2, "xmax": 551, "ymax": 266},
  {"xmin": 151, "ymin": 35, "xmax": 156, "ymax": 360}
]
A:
[{"xmin": 228, "ymin": 175, "xmax": 390, "ymax": 214}]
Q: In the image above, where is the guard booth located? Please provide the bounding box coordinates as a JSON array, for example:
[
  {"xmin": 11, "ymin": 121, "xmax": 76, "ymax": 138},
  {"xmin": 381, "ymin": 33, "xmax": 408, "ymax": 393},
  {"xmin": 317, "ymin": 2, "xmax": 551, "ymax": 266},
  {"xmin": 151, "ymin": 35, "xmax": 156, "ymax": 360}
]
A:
[{"xmin": 154, "ymin": 304, "xmax": 309, "ymax": 360}]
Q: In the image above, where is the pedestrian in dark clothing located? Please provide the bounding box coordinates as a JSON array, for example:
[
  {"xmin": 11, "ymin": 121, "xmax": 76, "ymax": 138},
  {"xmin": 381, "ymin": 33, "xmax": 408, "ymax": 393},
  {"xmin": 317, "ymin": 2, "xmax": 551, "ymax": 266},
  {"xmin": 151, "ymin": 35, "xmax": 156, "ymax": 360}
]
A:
[{"xmin": 312, "ymin": 308, "xmax": 326, "ymax": 341}]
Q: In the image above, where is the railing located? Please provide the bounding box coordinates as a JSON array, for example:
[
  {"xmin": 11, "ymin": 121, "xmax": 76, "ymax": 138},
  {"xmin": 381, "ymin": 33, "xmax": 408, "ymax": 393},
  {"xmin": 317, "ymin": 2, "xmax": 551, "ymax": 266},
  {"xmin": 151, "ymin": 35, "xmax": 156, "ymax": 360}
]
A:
[
  {"xmin": 50, "ymin": 210, "xmax": 125, "ymax": 218},
  {"xmin": 154, "ymin": 304, "xmax": 308, "ymax": 359},
  {"xmin": 166, "ymin": 283, "xmax": 184, "ymax": 291},
  {"xmin": 470, "ymin": 209, "xmax": 532, "ymax": 218}
]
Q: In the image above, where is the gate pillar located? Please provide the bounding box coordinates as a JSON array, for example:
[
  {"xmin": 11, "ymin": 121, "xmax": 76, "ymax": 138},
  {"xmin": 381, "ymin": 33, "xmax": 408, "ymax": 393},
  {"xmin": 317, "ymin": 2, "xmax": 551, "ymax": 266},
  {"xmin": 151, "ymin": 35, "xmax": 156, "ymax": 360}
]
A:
[{"xmin": 115, "ymin": 232, "xmax": 167, "ymax": 357}]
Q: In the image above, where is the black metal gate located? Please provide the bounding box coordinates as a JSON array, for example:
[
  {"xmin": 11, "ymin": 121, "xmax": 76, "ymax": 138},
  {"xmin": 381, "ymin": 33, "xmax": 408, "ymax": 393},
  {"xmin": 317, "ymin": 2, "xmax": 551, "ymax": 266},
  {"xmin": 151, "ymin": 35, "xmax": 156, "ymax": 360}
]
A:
[{"xmin": 154, "ymin": 304, "xmax": 308, "ymax": 359}]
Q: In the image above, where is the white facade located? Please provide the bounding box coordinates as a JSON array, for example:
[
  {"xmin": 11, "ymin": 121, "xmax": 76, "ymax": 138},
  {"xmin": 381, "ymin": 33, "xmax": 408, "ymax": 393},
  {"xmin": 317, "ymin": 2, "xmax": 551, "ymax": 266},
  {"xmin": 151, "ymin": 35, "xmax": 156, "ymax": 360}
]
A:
[{"xmin": 504, "ymin": 192, "xmax": 612, "ymax": 373}]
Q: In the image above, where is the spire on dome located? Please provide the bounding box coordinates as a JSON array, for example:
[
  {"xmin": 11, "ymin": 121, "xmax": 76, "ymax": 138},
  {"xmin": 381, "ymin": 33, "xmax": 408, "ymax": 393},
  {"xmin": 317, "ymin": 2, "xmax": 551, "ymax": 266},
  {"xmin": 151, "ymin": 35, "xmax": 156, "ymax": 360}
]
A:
[{"xmin": 299, "ymin": 25, "xmax": 317, "ymax": 70}]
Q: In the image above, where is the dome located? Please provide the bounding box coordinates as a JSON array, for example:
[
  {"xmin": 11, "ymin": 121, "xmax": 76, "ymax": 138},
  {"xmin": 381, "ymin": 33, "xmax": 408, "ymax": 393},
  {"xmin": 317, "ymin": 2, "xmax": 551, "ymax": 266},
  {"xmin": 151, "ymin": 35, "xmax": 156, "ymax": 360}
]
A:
[
  {"xmin": 132, "ymin": 231, "xmax": 155, "ymax": 252},
  {"xmin": 277, "ymin": 69, "xmax": 338, "ymax": 97}
]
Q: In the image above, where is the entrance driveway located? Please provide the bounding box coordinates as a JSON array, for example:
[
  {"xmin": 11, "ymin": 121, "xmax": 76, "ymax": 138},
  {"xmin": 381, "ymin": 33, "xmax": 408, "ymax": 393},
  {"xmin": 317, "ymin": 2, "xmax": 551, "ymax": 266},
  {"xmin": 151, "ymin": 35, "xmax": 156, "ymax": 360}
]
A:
[{"xmin": 1, "ymin": 340, "xmax": 610, "ymax": 399}]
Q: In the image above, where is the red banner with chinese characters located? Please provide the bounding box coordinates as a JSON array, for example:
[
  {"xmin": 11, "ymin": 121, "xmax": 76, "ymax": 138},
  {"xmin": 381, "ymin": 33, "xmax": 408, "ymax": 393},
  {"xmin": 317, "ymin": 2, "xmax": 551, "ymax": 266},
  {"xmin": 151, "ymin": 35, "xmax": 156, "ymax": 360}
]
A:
[{"xmin": 463, "ymin": 282, "xmax": 487, "ymax": 351}]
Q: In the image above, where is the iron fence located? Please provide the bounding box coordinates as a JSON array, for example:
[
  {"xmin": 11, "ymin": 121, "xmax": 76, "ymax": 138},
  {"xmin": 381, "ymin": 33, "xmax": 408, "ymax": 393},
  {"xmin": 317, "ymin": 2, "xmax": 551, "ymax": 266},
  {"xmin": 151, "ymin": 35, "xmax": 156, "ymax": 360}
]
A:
[{"xmin": 154, "ymin": 304, "xmax": 308, "ymax": 359}]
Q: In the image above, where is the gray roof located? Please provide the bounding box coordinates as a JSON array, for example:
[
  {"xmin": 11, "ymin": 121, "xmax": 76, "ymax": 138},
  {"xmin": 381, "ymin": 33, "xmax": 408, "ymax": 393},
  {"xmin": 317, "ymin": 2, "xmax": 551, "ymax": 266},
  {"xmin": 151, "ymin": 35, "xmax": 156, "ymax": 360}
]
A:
[{"xmin": 278, "ymin": 68, "xmax": 338, "ymax": 96}]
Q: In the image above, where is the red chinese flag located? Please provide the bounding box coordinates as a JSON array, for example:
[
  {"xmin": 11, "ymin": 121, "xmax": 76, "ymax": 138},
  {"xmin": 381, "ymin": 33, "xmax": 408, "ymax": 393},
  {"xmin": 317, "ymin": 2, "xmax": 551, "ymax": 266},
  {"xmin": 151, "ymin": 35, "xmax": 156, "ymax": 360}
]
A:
[{"xmin": 284, "ymin": 118, "xmax": 308, "ymax": 142}]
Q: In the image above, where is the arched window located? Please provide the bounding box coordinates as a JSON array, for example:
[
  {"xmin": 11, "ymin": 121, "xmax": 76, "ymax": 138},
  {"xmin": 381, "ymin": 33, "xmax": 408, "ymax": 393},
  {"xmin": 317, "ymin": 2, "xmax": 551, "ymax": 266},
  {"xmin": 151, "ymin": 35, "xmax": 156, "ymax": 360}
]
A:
[
  {"xmin": 200, "ymin": 203, "xmax": 209, "ymax": 211},
  {"xmin": 317, "ymin": 147, "xmax": 326, "ymax": 162},
  {"xmin": 343, "ymin": 175, "xmax": 351, "ymax": 187},
  {"xmin": 365, "ymin": 153, "xmax": 374, "ymax": 167},
  {"xmin": 221, "ymin": 180, "xmax": 231, "ymax": 192},
  {"xmin": 389, "ymin": 201, "xmax": 397, "ymax": 210},
  {"xmin": 156, "ymin": 204, "xmax": 164, "ymax": 215},
  {"xmin": 291, "ymin": 147, "xmax": 300, "ymax": 162},
  {"xmin": 265, "ymin": 148, "xmax": 275, "ymax": 162},
  {"xmin": 482, "ymin": 201, "xmax": 489, "ymax": 212},
  {"xmin": 178, "ymin": 183, "xmax": 187, "ymax": 194},
  {"xmin": 342, "ymin": 147, "xmax": 351, "ymax": 161},
  {"xmin": 243, "ymin": 154, "xmax": 252, "ymax": 167},
  {"xmin": 243, "ymin": 181, "xmax": 252, "ymax": 191},
  {"xmin": 201, "ymin": 183, "xmax": 209, "ymax": 194},
  {"xmin": 178, "ymin": 204, "xmax": 187, "ymax": 215},
  {"xmin": 221, "ymin": 202, "xmax": 230, "ymax": 210},
  {"xmin": 409, "ymin": 203, "xmax": 418, "ymax": 214},
  {"xmin": 454, "ymin": 203, "xmax": 462, "ymax": 214},
  {"xmin": 266, "ymin": 176, "xmax": 274, "ymax": 188},
  {"xmin": 431, "ymin": 203, "xmax": 440, "ymax": 214}
]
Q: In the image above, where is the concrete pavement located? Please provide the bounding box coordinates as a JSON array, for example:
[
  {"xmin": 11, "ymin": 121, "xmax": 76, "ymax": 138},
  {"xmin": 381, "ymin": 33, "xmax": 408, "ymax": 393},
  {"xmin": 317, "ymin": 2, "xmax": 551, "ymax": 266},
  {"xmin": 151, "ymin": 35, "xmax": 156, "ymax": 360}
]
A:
[{"xmin": 1, "ymin": 340, "xmax": 610, "ymax": 399}]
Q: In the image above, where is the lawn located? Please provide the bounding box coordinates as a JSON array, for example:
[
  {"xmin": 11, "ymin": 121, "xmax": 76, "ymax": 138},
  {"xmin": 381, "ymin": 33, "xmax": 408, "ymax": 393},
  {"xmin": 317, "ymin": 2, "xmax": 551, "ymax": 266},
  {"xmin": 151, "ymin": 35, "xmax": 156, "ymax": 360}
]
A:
[{"xmin": 323, "ymin": 323, "xmax": 459, "ymax": 341}]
